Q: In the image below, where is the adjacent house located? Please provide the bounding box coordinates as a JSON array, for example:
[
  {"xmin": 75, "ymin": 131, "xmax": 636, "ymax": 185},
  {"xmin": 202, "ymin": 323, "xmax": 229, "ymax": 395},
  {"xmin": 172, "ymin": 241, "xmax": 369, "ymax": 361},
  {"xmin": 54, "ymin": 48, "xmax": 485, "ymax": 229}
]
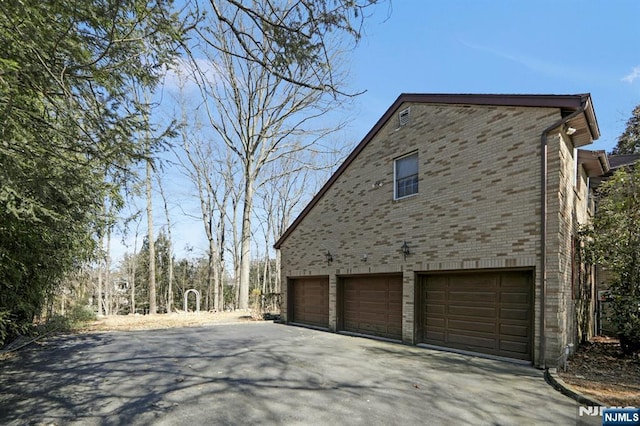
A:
[
  {"xmin": 589, "ymin": 152, "xmax": 640, "ymax": 335},
  {"xmin": 274, "ymin": 93, "xmax": 603, "ymax": 367}
]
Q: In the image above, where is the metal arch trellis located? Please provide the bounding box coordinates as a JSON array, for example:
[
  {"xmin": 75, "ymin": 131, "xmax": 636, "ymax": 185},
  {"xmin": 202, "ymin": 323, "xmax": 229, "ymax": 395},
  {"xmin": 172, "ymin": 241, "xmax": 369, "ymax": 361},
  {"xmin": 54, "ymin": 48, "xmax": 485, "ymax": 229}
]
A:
[{"xmin": 183, "ymin": 289, "xmax": 201, "ymax": 313}]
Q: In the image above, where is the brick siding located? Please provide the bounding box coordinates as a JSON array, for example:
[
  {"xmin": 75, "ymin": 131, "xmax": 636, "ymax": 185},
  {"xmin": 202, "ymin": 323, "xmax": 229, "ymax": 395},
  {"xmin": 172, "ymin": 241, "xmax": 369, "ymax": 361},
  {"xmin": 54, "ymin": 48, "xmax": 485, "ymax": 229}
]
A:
[{"xmin": 279, "ymin": 101, "xmax": 589, "ymax": 366}]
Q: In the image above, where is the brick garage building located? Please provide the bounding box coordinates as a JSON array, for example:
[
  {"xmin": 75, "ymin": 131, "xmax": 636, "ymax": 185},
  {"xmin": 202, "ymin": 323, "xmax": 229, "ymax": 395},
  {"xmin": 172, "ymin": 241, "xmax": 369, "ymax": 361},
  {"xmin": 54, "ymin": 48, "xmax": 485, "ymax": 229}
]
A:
[{"xmin": 274, "ymin": 93, "xmax": 602, "ymax": 367}]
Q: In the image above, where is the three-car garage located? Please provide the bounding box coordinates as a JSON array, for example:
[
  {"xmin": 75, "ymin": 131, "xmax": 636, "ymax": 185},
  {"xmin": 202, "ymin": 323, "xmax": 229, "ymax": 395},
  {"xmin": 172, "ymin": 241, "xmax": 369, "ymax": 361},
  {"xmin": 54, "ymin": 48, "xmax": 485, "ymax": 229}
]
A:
[{"xmin": 287, "ymin": 269, "xmax": 533, "ymax": 362}]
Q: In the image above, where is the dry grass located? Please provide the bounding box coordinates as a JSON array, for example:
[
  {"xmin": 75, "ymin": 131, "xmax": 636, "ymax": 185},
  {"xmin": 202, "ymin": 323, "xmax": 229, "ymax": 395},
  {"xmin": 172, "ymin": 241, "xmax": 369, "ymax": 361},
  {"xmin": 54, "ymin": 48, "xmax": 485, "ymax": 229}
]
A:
[
  {"xmin": 0, "ymin": 312, "xmax": 259, "ymax": 358},
  {"xmin": 79, "ymin": 311, "xmax": 257, "ymax": 332}
]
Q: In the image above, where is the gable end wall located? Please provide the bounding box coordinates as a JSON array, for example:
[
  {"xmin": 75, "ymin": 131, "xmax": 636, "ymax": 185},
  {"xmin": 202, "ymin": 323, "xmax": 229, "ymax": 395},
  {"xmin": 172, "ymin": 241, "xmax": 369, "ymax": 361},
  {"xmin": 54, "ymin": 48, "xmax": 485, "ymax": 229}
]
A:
[{"xmin": 279, "ymin": 101, "xmax": 584, "ymax": 366}]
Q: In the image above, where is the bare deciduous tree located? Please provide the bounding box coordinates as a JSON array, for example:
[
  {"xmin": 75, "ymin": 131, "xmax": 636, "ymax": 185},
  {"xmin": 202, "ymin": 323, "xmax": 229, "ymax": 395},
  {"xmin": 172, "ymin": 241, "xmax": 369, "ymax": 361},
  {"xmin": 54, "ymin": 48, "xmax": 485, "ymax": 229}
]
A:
[
  {"xmin": 156, "ymin": 174, "xmax": 175, "ymax": 313},
  {"xmin": 146, "ymin": 158, "xmax": 157, "ymax": 314},
  {"xmin": 187, "ymin": 5, "xmax": 349, "ymax": 309},
  {"xmin": 190, "ymin": 0, "xmax": 381, "ymax": 95},
  {"xmin": 173, "ymin": 75, "xmax": 232, "ymax": 311}
]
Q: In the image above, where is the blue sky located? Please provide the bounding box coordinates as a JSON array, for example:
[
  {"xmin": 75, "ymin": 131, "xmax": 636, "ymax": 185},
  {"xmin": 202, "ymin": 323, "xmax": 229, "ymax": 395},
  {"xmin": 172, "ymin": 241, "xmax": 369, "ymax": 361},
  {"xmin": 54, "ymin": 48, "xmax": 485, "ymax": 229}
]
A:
[{"xmin": 345, "ymin": 0, "xmax": 640, "ymax": 152}]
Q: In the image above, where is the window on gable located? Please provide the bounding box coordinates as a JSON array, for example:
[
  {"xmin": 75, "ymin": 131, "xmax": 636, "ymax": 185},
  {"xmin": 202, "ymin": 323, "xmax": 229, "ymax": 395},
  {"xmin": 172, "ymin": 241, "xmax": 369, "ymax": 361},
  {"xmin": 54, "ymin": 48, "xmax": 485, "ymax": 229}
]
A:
[
  {"xmin": 399, "ymin": 107, "xmax": 410, "ymax": 127},
  {"xmin": 394, "ymin": 152, "xmax": 418, "ymax": 199}
]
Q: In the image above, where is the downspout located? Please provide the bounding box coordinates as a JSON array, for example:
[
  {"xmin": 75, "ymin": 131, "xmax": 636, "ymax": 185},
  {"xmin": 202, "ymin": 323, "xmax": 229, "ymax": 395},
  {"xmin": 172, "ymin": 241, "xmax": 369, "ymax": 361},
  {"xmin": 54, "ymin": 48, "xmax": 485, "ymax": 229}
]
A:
[{"xmin": 539, "ymin": 100, "xmax": 588, "ymax": 368}]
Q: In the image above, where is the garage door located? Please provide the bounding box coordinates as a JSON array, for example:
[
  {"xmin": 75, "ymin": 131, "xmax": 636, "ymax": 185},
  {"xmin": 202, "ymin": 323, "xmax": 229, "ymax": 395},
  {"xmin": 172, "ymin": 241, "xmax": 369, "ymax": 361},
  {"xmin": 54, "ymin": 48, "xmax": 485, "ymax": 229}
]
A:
[
  {"xmin": 290, "ymin": 277, "xmax": 329, "ymax": 328},
  {"xmin": 341, "ymin": 275, "xmax": 402, "ymax": 340},
  {"xmin": 420, "ymin": 271, "xmax": 532, "ymax": 360}
]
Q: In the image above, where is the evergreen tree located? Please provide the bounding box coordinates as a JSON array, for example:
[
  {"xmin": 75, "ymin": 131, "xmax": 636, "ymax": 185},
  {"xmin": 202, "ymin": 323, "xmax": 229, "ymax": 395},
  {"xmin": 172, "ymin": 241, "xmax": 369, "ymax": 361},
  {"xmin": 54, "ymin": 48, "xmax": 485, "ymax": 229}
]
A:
[
  {"xmin": 584, "ymin": 165, "xmax": 640, "ymax": 354},
  {"xmin": 612, "ymin": 105, "xmax": 640, "ymax": 154},
  {"xmin": 0, "ymin": 0, "xmax": 183, "ymax": 342}
]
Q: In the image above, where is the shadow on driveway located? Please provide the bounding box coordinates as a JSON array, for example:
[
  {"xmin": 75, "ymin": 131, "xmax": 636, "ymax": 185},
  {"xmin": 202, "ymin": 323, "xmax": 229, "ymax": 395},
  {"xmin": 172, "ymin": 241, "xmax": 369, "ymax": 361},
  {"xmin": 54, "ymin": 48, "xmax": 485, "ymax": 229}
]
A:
[{"xmin": 0, "ymin": 322, "xmax": 582, "ymax": 425}]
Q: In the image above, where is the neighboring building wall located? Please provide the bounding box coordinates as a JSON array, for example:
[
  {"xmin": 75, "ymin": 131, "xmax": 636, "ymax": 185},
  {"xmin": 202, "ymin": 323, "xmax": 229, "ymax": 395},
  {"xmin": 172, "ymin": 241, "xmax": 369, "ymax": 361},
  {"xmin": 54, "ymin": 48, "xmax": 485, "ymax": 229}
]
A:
[
  {"xmin": 279, "ymin": 101, "xmax": 583, "ymax": 366},
  {"xmin": 544, "ymin": 134, "xmax": 600, "ymax": 364},
  {"xmin": 575, "ymin": 162, "xmax": 597, "ymax": 343}
]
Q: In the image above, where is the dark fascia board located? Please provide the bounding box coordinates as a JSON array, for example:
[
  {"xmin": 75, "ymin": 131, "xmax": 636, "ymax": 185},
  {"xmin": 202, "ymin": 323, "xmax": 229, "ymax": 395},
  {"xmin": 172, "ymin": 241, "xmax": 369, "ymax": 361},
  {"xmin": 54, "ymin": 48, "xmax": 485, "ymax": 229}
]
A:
[{"xmin": 274, "ymin": 93, "xmax": 594, "ymax": 249}]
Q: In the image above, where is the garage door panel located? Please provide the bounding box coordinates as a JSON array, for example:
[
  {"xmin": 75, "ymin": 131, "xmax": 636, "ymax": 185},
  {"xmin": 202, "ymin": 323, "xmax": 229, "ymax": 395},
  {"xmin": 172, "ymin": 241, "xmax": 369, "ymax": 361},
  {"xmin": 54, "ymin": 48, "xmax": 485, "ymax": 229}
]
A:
[
  {"xmin": 302, "ymin": 305, "xmax": 325, "ymax": 316},
  {"xmin": 500, "ymin": 323, "xmax": 529, "ymax": 337},
  {"xmin": 388, "ymin": 306, "xmax": 403, "ymax": 318},
  {"xmin": 426, "ymin": 317, "xmax": 446, "ymax": 328},
  {"xmin": 448, "ymin": 305, "xmax": 497, "ymax": 318},
  {"xmin": 291, "ymin": 277, "xmax": 329, "ymax": 328},
  {"xmin": 501, "ymin": 292, "xmax": 529, "ymax": 304},
  {"xmin": 351, "ymin": 310, "xmax": 402, "ymax": 324},
  {"xmin": 421, "ymin": 271, "xmax": 532, "ymax": 361},
  {"xmin": 501, "ymin": 274, "xmax": 529, "ymax": 287},
  {"xmin": 340, "ymin": 275, "xmax": 402, "ymax": 340},
  {"xmin": 301, "ymin": 305, "xmax": 326, "ymax": 315},
  {"xmin": 500, "ymin": 308, "xmax": 529, "ymax": 321},
  {"xmin": 500, "ymin": 340, "xmax": 529, "ymax": 357},
  {"xmin": 425, "ymin": 330, "xmax": 446, "ymax": 341},
  {"xmin": 358, "ymin": 301, "xmax": 388, "ymax": 311},
  {"xmin": 448, "ymin": 333, "xmax": 497, "ymax": 350},
  {"xmin": 301, "ymin": 313, "xmax": 327, "ymax": 325},
  {"xmin": 454, "ymin": 276, "xmax": 498, "ymax": 288},
  {"xmin": 428, "ymin": 277, "xmax": 448, "ymax": 288},
  {"xmin": 449, "ymin": 291, "xmax": 497, "ymax": 303},
  {"xmin": 356, "ymin": 312, "xmax": 389, "ymax": 323},
  {"xmin": 425, "ymin": 304, "xmax": 445, "ymax": 315},
  {"xmin": 448, "ymin": 319, "xmax": 496, "ymax": 334},
  {"xmin": 426, "ymin": 290, "xmax": 446, "ymax": 301}
]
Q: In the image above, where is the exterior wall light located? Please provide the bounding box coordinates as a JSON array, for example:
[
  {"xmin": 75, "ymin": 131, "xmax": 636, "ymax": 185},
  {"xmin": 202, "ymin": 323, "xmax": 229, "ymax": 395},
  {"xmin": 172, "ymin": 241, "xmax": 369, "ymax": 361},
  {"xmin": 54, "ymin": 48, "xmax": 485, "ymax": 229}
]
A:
[
  {"xmin": 401, "ymin": 241, "xmax": 410, "ymax": 260},
  {"xmin": 325, "ymin": 250, "xmax": 333, "ymax": 266},
  {"xmin": 361, "ymin": 254, "xmax": 368, "ymax": 262}
]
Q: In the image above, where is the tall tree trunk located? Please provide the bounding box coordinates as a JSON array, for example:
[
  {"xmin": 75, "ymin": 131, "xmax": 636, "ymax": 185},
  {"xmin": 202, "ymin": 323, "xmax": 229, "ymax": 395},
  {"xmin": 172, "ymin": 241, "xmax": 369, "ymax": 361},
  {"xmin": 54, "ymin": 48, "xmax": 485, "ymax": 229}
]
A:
[
  {"xmin": 209, "ymin": 220, "xmax": 220, "ymax": 312},
  {"xmin": 238, "ymin": 172, "xmax": 254, "ymax": 309},
  {"xmin": 97, "ymin": 235, "xmax": 104, "ymax": 316},
  {"xmin": 105, "ymin": 223, "xmax": 112, "ymax": 315},
  {"xmin": 130, "ymin": 255, "xmax": 136, "ymax": 314},
  {"xmin": 217, "ymin": 203, "xmax": 226, "ymax": 310},
  {"xmin": 157, "ymin": 175, "xmax": 174, "ymax": 314},
  {"xmin": 146, "ymin": 160, "xmax": 157, "ymax": 314},
  {"xmin": 262, "ymin": 211, "xmax": 272, "ymax": 296},
  {"xmin": 212, "ymin": 218, "xmax": 220, "ymax": 313},
  {"xmin": 262, "ymin": 255, "xmax": 268, "ymax": 295},
  {"xmin": 275, "ymin": 249, "xmax": 281, "ymax": 294},
  {"xmin": 231, "ymin": 195, "xmax": 241, "ymax": 309},
  {"xmin": 167, "ymin": 238, "xmax": 174, "ymax": 313},
  {"xmin": 130, "ymin": 220, "xmax": 140, "ymax": 315}
]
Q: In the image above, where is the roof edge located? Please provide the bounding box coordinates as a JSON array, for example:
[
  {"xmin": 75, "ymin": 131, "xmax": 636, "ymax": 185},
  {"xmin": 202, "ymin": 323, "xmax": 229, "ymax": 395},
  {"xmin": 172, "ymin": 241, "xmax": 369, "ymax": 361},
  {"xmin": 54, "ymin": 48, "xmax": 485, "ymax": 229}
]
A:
[{"xmin": 578, "ymin": 149, "xmax": 609, "ymax": 177}]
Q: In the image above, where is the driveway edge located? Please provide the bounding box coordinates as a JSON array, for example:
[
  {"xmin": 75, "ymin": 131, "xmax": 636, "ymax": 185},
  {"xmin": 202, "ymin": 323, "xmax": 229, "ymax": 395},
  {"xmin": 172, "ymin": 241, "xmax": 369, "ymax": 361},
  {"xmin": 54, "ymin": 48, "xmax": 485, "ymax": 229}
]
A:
[{"xmin": 544, "ymin": 368, "xmax": 606, "ymax": 407}]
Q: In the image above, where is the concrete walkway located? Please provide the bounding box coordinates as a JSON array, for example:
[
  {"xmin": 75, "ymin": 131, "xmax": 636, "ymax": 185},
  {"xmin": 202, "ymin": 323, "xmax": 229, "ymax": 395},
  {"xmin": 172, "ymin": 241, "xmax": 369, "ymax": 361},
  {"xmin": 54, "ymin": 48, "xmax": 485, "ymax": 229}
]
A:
[{"xmin": 0, "ymin": 322, "xmax": 588, "ymax": 425}]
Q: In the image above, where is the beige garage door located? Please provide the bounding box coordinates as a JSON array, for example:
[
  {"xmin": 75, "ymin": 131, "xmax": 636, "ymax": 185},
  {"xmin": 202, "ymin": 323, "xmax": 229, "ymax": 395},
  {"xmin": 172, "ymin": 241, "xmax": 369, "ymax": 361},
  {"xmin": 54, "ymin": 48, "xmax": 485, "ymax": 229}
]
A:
[
  {"xmin": 290, "ymin": 277, "xmax": 329, "ymax": 328},
  {"xmin": 341, "ymin": 275, "xmax": 402, "ymax": 340},
  {"xmin": 420, "ymin": 271, "xmax": 532, "ymax": 360}
]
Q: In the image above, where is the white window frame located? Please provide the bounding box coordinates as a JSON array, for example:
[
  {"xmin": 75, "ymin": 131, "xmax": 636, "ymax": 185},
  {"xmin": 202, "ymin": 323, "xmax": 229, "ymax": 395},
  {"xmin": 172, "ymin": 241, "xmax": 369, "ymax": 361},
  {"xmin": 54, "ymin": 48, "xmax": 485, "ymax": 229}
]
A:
[
  {"xmin": 573, "ymin": 147, "xmax": 579, "ymax": 187},
  {"xmin": 394, "ymin": 151, "xmax": 419, "ymax": 200}
]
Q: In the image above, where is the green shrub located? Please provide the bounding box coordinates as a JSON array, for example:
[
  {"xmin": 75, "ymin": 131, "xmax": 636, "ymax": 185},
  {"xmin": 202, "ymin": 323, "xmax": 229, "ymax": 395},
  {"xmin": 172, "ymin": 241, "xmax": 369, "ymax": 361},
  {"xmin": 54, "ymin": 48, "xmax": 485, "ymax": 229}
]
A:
[
  {"xmin": 39, "ymin": 314, "xmax": 72, "ymax": 334},
  {"xmin": 609, "ymin": 280, "xmax": 640, "ymax": 355},
  {"xmin": 0, "ymin": 310, "xmax": 32, "ymax": 348},
  {"xmin": 68, "ymin": 304, "xmax": 96, "ymax": 324}
]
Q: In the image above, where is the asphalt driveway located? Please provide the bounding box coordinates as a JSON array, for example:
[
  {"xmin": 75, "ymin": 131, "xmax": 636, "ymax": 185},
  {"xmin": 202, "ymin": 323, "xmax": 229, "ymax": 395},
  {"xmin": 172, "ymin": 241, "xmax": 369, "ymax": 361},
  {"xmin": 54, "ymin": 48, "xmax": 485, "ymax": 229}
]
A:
[{"xmin": 0, "ymin": 322, "xmax": 585, "ymax": 425}]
